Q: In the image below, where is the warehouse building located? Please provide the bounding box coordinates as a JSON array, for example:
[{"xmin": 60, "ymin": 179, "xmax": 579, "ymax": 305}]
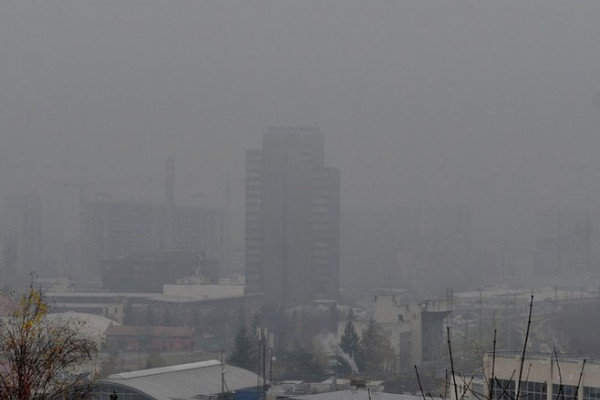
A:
[{"xmin": 93, "ymin": 360, "xmax": 265, "ymax": 400}]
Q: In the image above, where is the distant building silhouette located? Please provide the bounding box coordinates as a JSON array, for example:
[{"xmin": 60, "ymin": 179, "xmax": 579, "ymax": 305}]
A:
[
  {"xmin": 80, "ymin": 159, "xmax": 225, "ymax": 277},
  {"xmin": 245, "ymin": 127, "xmax": 340, "ymax": 307},
  {"xmin": 81, "ymin": 199, "xmax": 156, "ymax": 274},
  {"xmin": 2, "ymin": 194, "xmax": 42, "ymax": 282},
  {"xmin": 423, "ymin": 205, "xmax": 473, "ymax": 292},
  {"xmin": 102, "ymin": 251, "xmax": 217, "ymax": 292},
  {"xmin": 81, "ymin": 199, "xmax": 225, "ymax": 277},
  {"xmin": 535, "ymin": 208, "xmax": 591, "ymax": 276},
  {"xmin": 342, "ymin": 207, "xmax": 421, "ymax": 290}
]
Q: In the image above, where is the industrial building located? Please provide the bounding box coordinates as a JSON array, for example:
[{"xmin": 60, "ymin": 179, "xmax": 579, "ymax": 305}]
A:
[
  {"xmin": 93, "ymin": 360, "xmax": 265, "ymax": 400},
  {"xmin": 338, "ymin": 294, "xmax": 451, "ymax": 373},
  {"xmin": 467, "ymin": 352, "xmax": 600, "ymax": 400},
  {"xmin": 245, "ymin": 127, "xmax": 340, "ymax": 307},
  {"xmin": 283, "ymin": 391, "xmax": 422, "ymax": 400},
  {"xmin": 47, "ymin": 283, "xmax": 263, "ymax": 348}
]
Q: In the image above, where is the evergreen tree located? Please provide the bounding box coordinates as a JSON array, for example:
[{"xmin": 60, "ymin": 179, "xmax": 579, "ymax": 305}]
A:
[
  {"xmin": 339, "ymin": 319, "xmax": 361, "ymax": 357},
  {"xmin": 346, "ymin": 309, "xmax": 356, "ymax": 321},
  {"xmin": 338, "ymin": 318, "xmax": 362, "ymax": 376},
  {"xmin": 228, "ymin": 326, "xmax": 258, "ymax": 372},
  {"xmin": 280, "ymin": 339, "xmax": 327, "ymax": 381},
  {"xmin": 361, "ymin": 319, "xmax": 392, "ymax": 378}
]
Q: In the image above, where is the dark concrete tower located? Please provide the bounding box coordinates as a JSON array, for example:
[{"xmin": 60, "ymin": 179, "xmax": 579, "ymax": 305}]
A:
[{"xmin": 245, "ymin": 127, "xmax": 340, "ymax": 307}]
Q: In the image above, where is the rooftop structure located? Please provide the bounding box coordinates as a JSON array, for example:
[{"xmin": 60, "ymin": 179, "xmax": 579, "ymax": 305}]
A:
[{"xmin": 94, "ymin": 360, "xmax": 264, "ymax": 400}]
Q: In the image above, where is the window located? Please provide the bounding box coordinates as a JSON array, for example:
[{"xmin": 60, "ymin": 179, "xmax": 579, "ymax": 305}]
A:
[
  {"xmin": 492, "ymin": 379, "xmax": 516, "ymax": 400},
  {"xmin": 555, "ymin": 384, "xmax": 578, "ymax": 400},
  {"xmin": 92, "ymin": 383, "xmax": 154, "ymax": 400},
  {"xmin": 584, "ymin": 387, "xmax": 600, "ymax": 400},
  {"xmin": 522, "ymin": 381, "xmax": 547, "ymax": 400}
]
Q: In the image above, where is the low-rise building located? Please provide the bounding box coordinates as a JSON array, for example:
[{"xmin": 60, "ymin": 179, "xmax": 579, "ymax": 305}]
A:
[
  {"xmin": 338, "ymin": 295, "xmax": 451, "ymax": 373},
  {"xmin": 283, "ymin": 390, "xmax": 421, "ymax": 400},
  {"xmin": 105, "ymin": 325, "xmax": 195, "ymax": 352},
  {"xmin": 102, "ymin": 251, "xmax": 219, "ymax": 293},
  {"xmin": 466, "ymin": 351, "xmax": 600, "ymax": 400},
  {"xmin": 93, "ymin": 360, "xmax": 265, "ymax": 400},
  {"xmin": 469, "ymin": 352, "xmax": 600, "ymax": 400},
  {"xmin": 47, "ymin": 283, "xmax": 263, "ymax": 350}
]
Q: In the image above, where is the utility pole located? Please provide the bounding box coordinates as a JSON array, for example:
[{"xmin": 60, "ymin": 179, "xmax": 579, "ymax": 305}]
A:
[
  {"xmin": 262, "ymin": 331, "xmax": 267, "ymax": 390},
  {"xmin": 269, "ymin": 331, "xmax": 274, "ymax": 385},
  {"xmin": 257, "ymin": 328, "xmax": 272, "ymax": 392},
  {"xmin": 478, "ymin": 288, "xmax": 483, "ymax": 346},
  {"xmin": 220, "ymin": 351, "xmax": 225, "ymax": 394}
]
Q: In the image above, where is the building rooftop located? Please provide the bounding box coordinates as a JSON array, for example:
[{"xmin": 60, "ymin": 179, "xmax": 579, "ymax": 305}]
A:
[
  {"xmin": 47, "ymin": 292, "xmax": 154, "ymax": 298},
  {"xmin": 287, "ymin": 390, "xmax": 422, "ymax": 400},
  {"xmin": 105, "ymin": 325, "xmax": 195, "ymax": 337},
  {"xmin": 101, "ymin": 360, "xmax": 261, "ymax": 400}
]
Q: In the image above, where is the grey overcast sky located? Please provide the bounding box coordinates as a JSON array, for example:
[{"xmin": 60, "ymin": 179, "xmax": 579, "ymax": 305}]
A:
[{"xmin": 1, "ymin": 1, "xmax": 600, "ymax": 238}]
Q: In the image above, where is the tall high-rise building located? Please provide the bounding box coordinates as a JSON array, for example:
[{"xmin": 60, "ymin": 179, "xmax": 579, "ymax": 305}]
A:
[
  {"xmin": 245, "ymin": 127, "xmax": 340, "ymax": 307},
  {"xmin": 2, "ymin": 194, "xmax": 42, "ymax": 282}
]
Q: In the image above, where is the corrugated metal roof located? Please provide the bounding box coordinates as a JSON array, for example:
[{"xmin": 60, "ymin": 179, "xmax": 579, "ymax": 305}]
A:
[
  {"xmin": 288, "ymin": 390, "xmax": 423, "ymax": 400},
  {"xmin": 101, "ymin": 360, "xmax": 261, "ymax": 400},
  {"xmin": 109, "ymin": 360, "xmax": 221, "ymax": 379}
]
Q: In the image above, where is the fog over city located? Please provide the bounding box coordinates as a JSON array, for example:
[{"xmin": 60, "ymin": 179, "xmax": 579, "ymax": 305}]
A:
[
  {"xmin": 3, "ymin": 1, "xmax": 600, "ymax": 293},
  {"xmin": 5, "ymin": 1, "xmax": 600, "ymax": 395}
]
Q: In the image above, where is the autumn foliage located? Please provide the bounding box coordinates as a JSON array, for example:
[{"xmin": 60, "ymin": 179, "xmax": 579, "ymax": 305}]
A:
[{"xmin": 0, "ymin": 281, "xmax": 98, "ymax": 400}]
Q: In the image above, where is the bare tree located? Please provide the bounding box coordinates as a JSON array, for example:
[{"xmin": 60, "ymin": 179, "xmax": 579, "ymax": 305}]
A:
[{"xmin": 0, "ymin": 281, "xmax": 98, "ymax": 400}]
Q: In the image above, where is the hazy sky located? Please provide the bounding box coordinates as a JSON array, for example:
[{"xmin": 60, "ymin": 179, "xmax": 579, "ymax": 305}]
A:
[{"xmin": 2, "ymin": 1, "xmax": 600, "ymax": 239}]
